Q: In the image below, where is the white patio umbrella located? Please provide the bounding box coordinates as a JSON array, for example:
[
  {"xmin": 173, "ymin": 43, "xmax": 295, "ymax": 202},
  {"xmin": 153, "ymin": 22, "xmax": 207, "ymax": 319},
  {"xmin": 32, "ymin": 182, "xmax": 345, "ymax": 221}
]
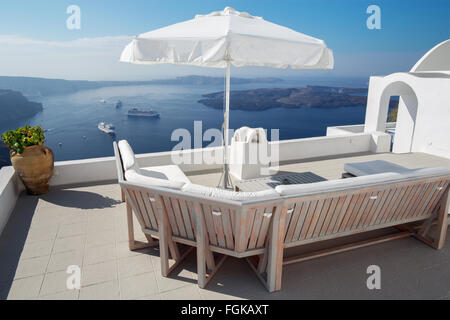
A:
[{"xmin": 120, "ymin": 7, "xmax": 334, "ymax": 189}]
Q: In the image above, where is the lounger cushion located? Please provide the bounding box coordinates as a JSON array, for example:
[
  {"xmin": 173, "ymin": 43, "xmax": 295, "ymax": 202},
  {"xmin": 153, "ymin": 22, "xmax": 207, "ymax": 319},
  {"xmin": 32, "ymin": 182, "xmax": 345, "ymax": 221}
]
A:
[
  {"xmin": 140, "ymin": 165, "xmax": 191, "ymax": 184},
  {"xmin": 118, "ymin": 140, "xmax": 140, "ymax": 172},
  {"xmin": 344, "ymin": 160, "xmax": 415, "ymax": 176},
  {"xmin": 182, "ymin": 183, "xmax": 279, "ymax": 201},
  {"xmin": 276, "ymin": 167, "xmax": 450, "ymax": 197},
  {"xmin": 125, "ymin": 169, "xmax": 186, "ymax": 190}
]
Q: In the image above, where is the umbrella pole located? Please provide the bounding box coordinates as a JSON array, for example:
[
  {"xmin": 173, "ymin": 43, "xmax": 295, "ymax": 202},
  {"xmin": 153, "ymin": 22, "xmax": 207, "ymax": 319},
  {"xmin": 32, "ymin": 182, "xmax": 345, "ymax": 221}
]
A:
[{"xmin": 222, "ymin": 62, "xmax": 231, "ymax": 189}]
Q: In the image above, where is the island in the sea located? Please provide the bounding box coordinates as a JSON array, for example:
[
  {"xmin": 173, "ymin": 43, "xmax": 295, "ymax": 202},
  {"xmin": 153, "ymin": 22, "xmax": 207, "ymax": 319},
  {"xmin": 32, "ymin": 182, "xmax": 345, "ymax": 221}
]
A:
[
  {"xmin": 198, "ymin": 85, "xmax": 382, "ymax": 110},
  {"xmin": 0, "ymin": 89, "xmax": 43, "ymax": 126}
]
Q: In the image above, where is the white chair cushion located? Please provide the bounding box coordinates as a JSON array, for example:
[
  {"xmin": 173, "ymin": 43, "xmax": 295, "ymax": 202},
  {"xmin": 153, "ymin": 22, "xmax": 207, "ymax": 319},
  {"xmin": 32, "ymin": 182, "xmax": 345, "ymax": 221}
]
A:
[
  {"xmin": 276, "ymin": 167, "xmax": 450, "ymax": 197},
  {"xmin": 182, "ymin": 183, "xmax": 279, "ymax": 201},
  {"xmin": 125, "ymin": 169, "xmax": 186, "ymax": 190},
  {"xmin": 140, "ymin": 165, "xmax": 191, "ymax": 184},
  {"xmin": 233, "ymin": 126, "xmax": 267, "ymax": 143},
  {"xmin": 344, "ymin": 160, "xmax": 415, "ymax": 176},
  {"xmin": 118, "ymin": 140, "xmax": 140, "ymax": 172}
]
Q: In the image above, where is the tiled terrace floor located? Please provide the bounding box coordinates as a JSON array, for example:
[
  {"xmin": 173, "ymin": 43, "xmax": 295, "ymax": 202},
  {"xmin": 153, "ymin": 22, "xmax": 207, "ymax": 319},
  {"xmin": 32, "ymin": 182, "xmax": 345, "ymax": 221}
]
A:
[{"xmin": 1, "ymin": 152, "xmax": 450, "ymax": 299}]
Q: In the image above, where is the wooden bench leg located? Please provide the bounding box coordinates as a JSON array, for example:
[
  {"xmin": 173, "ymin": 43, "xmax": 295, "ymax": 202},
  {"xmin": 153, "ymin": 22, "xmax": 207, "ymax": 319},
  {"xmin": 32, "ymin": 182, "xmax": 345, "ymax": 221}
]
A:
[
  {"xmin": 257, "ymin": 249, "xmax": 268, "ymax": 274},
  {"xmin": 194, "ymin": 203, "xmax": 227, "ymax": 288},
  {"xmin": 433, "ymin": 187, "xmax": 449, "ymax": 249},
  {"xmin": 266, "ymin": 205, "xmax": 287, "ymax": 292},
  {"xmin": 245, "ymin": 206, "xmax": 287, "ymax": 293},
  {"xmin": 126, "ymin": 199, "xmax": 157, "ymax": 251},
  {"xmin": 400, "ymin": 186, "xmax": 449, "ymax": 250},
  {"xmin": 155, "ymin": 196, "xmax": 194, "ymax": 277}
]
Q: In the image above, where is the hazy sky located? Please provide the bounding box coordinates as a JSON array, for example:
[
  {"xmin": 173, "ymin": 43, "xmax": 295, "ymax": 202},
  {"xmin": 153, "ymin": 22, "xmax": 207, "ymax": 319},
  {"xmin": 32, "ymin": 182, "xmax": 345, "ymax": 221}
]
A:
[{"xmin": 0, "ymin": 0, "xmax": 449, "ymax": 81}]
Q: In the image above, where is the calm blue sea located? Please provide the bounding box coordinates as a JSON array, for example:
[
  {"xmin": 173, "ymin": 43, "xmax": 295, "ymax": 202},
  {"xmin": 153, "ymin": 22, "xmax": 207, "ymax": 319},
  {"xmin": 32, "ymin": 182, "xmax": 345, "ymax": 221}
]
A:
[{"xmin": 1, "ymin": 78, "xmax": 369, "ymax": 162}]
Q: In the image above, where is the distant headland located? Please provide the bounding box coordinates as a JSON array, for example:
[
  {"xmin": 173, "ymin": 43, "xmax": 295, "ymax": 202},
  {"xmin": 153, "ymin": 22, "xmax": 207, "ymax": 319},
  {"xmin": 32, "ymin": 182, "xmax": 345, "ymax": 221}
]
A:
[
  {"xmin": 0, "ymin": 89, "xmax": 43, "ymax": 126},
  {"xmin": 0, "ymin": 75, "xmax": 283, "ymax": 98},
  {"xmin": 198, "ymin": 86, "xmax": 382, "ymax": 110}
]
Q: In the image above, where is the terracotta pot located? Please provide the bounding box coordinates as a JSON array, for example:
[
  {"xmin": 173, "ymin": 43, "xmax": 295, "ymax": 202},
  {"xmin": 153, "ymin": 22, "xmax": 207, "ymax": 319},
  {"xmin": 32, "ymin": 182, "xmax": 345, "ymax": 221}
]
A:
[{"xmin": 11, "ymin": 145, "xmax": 54, "ymax": 195}]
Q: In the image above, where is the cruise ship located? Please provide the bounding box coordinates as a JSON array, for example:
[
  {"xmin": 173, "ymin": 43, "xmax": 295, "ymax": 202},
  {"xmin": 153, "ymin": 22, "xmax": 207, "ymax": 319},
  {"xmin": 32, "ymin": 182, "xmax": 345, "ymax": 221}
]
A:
[{"xmin": 127, "ymin": 108, "xmax": 160, "ymax": 118}]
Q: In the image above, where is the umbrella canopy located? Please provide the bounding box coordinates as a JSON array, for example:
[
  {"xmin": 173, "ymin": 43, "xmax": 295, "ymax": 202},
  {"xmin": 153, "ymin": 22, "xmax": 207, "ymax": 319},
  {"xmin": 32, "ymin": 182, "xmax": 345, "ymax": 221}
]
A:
[
  {"xmin": 120, "ymin": 7, "xmax": 333, "ymax": 69},
  {"xmin": 120, "ymin": 7, "xmax": 334, "ymax": 188}
]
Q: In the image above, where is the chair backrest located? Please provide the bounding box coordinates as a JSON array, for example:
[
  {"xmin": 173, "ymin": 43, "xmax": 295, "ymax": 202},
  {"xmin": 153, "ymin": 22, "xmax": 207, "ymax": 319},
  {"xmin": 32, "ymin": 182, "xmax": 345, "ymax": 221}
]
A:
[
  {"xmin": 282, "ymin": 174, "xmax": 450, "ymax": 247},
  {"xmin": 113, "ymin": 141, "xmax": 125, "ymax": 183},
  {"xmin": 114, "ymin": 141, "xmax": 161, "ymax": 232},
  {"xmin": 114, "ymin": 142, "xmax": 280, "ymax": 254},
  {"xmin": 142, "ymin": 184, "xmax": 280, "ymax": 254},
  {"xmin": 119, "ymin": 176, "xmax": 281, "ymax": 256}
]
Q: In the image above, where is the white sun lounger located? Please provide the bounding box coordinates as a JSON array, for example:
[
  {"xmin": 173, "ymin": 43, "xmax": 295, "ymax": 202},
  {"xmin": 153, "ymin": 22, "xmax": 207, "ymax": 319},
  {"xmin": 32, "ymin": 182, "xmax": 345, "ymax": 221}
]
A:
[{"xmin": 344, "ymin": 160, "xmax": 418, "ymax": 177}]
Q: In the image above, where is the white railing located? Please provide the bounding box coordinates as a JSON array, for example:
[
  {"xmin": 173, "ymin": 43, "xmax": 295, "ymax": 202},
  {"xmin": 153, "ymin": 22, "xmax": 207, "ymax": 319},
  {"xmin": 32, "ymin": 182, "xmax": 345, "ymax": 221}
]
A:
[{"xmin": 327, "ymin": 122, "xmax": 396, "ymax": 136}]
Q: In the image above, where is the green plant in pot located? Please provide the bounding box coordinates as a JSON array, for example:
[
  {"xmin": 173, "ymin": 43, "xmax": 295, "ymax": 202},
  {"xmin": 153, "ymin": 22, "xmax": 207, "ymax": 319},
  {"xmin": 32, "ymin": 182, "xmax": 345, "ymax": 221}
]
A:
[{"xmin": 1, "ymin": 125, "xmax": 54, "ymax": 195}]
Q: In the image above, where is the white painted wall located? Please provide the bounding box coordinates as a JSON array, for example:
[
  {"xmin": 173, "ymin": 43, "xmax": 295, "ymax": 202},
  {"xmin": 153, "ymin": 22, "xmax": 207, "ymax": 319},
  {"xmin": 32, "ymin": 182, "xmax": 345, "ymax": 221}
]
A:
[
  {"xmin": 0, "ymin": 167, "xmax": 23, "ymax": 234},
  {"xmin": 364, "ymin": 40, "xmax": 450, "ymax": 159},
  {"xmin": 326, "ymin": 124, "xmax": 365, "ymax": 135},
  {"xmin": 409, "ymin": 75, "xmax": 450, "ymax": 158},
  {"xmin": 277, "ymin": 133, "xmax": 374, "ymax": 161},
  {"xmin": 364, "ymin": 72, "xmax": 450, "ymax": 158},
  {"xmin": 411, "ymin": 39, "xmax": 450, "ymax": 72},
  {"xmin": 50, "ymin": 133, "xmax": 388, "ymax": 187}
]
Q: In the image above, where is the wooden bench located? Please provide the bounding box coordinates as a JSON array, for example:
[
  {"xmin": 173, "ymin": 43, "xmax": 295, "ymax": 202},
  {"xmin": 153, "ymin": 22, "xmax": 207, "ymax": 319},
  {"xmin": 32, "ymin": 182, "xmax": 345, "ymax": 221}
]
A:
[
  {"xmin": 248, "ymin": 171, "xmax": 450, "ymax": 292},
  {"xmin": 115, "ymin": 142, "xmax": 450, "ymax": 292}
]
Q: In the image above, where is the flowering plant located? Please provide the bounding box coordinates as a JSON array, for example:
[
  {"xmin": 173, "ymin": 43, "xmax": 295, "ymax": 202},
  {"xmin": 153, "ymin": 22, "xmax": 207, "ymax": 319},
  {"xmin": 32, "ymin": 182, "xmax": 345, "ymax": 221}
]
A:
[{"xmin": 1, "ymin": 125, "xmax": 45, "ymax": 154}]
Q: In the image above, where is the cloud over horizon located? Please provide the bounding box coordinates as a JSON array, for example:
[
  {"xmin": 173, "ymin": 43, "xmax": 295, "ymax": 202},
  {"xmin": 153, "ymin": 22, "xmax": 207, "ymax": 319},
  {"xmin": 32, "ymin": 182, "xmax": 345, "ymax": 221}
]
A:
[{"xmin": 0, "ymin": 34, "xmax": 427, "ymax": 81}]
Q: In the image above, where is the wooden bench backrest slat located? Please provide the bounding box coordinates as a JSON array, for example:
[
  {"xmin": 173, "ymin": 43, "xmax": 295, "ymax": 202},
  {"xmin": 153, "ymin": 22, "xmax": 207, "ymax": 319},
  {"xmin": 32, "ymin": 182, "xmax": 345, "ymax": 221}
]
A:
[
  {"xmin": 283, "ymin": 177, "xmax": 449, "ymax": 245},
  {"xmin": 134, "ymin": 191, "xmax": 152, "ymax": 229},
  {"xmin": 162, "ymin": 196, "xmax": 179, "ymax": 235},
  {"xmin": 170, "ymin": 197, "xmax": 188, "ymax": 239},
  {"xmin": 179, "ymin": 199, "xmax": 194, "ymax": 240}
]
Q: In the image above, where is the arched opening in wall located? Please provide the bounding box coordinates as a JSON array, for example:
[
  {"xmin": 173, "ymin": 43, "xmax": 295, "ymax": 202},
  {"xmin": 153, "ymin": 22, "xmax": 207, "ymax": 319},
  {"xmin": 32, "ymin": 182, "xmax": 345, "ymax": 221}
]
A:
[
  {"xmin": 386, "ymin": 96, "xmax": 400, "ymax": 151},
  {"xmin": 379, "ymin": 81, "xmax": 418, "ymax": 153}
]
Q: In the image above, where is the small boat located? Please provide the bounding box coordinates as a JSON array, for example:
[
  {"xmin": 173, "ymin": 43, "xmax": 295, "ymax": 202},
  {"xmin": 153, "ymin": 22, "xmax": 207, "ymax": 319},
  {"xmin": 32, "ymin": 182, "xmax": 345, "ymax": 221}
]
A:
[
  {"xmin": 98, "ymin": 122, "xmax": 115, "ymax": 135},
  {"xmin": 100, "ymin": 99, "xmax": 106, "ymax": 104},
  {"xmin": 127, "ymin": 108, "xmax": 160, "ymax": 118},
  {"xmin": 115, "ymin": 100, "xmax": 123, "ymax": 108}
]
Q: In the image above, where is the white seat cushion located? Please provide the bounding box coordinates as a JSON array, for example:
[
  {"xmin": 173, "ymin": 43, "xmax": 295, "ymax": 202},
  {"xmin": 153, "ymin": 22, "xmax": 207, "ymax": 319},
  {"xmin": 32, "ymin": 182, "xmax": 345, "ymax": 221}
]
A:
[
  {"xmin": 119, "ymin": 140, "xmax": 189, "ymax": 190},
  {"xmin": 276, "ymin": 167, "xmax": 450, "ymax": 197},
  {"xmin": 140, "ymin": 165, "xmax": 191, "ymax": 184},
  {"xmin": 125, "ymin": 169, "xmax": 186, "ymax": 190},
  {"xmin": 182, "ymin": 183, "xmax": 279, "ymax": 201},
  {"xmin": 118, "ymin": 140, "xmax": 140, "ymax": 172},
  {"xmin": 344, "ymin": 160, "xmax": 415, "ymax": 176}
]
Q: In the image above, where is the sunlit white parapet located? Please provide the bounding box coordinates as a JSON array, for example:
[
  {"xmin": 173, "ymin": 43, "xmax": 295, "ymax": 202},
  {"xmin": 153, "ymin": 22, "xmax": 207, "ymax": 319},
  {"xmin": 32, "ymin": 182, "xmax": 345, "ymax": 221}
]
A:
[{"xmin": 364, "ymin": 39, "xmax": 450, "ymax": 158}]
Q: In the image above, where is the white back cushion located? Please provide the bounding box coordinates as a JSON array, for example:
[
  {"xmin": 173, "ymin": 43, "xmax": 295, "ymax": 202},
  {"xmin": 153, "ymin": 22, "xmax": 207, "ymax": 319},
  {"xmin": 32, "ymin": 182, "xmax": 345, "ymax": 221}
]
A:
[
  {"xmin": 276, "ymin": 167, "xmax": 450, "ymax": 197},
  {"xmin": 140, "ymin": 165, "xmax": 191, "ymax": 184},
  {"xmin": 344, "ymin": 160, "xmax": 415, "ymax": 176},
  {"xmin": 125, "ymin": 169, "xmax": 185, "ymax": 190},
  {"xmin": 118, "ymin": 140, "xmax": 140, "ymax": 172},
  {"xmin": 182, "ymin": 183, "xmax": 279, "ymax": 201}
]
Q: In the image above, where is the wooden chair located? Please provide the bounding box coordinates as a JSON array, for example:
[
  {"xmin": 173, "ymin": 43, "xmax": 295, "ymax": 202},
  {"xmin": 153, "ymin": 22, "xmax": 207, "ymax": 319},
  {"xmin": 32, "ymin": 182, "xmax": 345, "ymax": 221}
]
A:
[
  {"xmin": 113, "ymin": 142, "xmax": 193, "ymax": 276},
  {"xmin": 251, "ymin": 173, "xmax": 450, "ymax": 292},
  {"xmin": 114, "ymin": 141, "xmax": 280, "ymax": 285},
  {"xmin": 119, "ymin": 179, "xmax": 282, "ymax": 288}
]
